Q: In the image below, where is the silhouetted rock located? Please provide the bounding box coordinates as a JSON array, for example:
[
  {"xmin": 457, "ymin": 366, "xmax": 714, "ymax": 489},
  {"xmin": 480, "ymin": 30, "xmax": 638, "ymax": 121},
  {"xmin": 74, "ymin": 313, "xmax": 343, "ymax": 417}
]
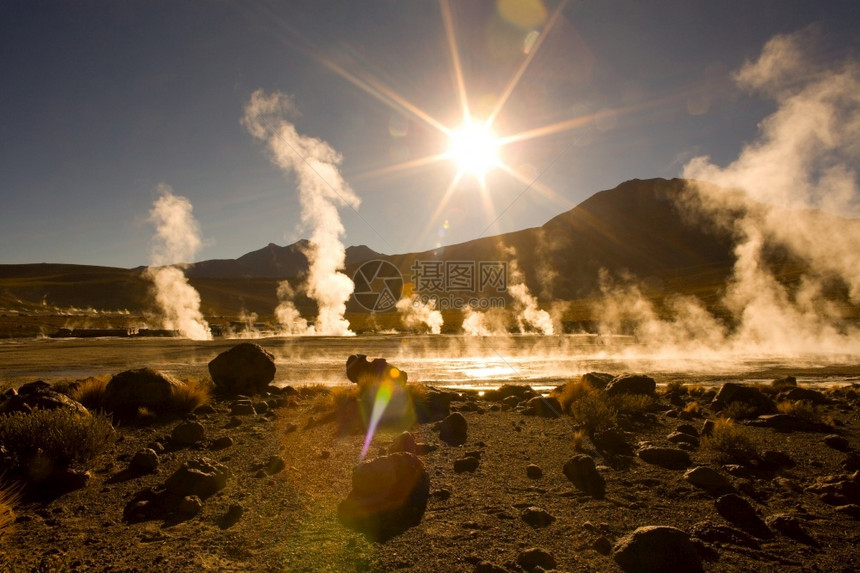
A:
[
  {"xmin": 454, "ymin": 456, "xmax": 480, "ymax": 473},
  {"xmin": 593, "ymin": 427, "xmax": 633, "ymax": 456},
  {"xmin": 638, "ymin": 446, "xmax": 690, "ymax": 469},
  {"xmin": 171, "ymin": 421, "xmax": 205, "ymax": 446},
  {"xmin": 483, "ymin": 384, "xmax": 537, "ymax": 402},
  {"xmin": 389, "ymin": 431, "xmax": 418, "ymax": 455},
  {"xmin": 164, "ymin": 458, "xmax": 230, "ymax": 499},
  {"xmin": 0, "ymin": 381, "xmax": 90, "ymax": 417},
  {"xmin": 130, "ymin": 449, "xmax": 159, "ymax": 474},
  {"xmin": 522, "ymin": 395, "xmax": 562, "ymax": 418},
  {"xmin": 230, "ymin": 399, "xmax": 257, "ymax": 416},
  {"xmin": 606, "ymin": 374, "xmax": 656, "ymax": 396},
  {"xmin": 208, "ymin": 343, "xmax": 276, "ymax": 396},
  {"xmin": 714, "ymin": 494, "xmax": 772, "ymax": 538},
  {"xmin": 563, "ymin": 454, "xmax": 605, "ymax": 498},
  {"xmin": 771, "ymin": 376, "xmax": 797, "ymax": 389},
  {"xmin": 438, "ymin": 412, "xmax": 468, "ymax": 446},
  {"xmin": 712, "ymin": 383, "xmax": 775, "ymax": 416},
  {"xmin": 684, "ymin": 466, "xmax": 731, "ymax": 493},
  {"xmin": 346, "ymin": 354, "xmax": 407, "ymax": 387},
  {"xmin": 104, "ymin": 368, "xmax": 182, "ymax": 417},
  {"xmin": 612, "ymin": 526, "xmax": 702, "ymax": 573},
  {"xmin": 824, "ymin": 434, "xmax": 850, "ymax": 451},
  {"xmin": 521, "ymin": 506, "xmax": 555, "ymax": 528},
  {"xmin": 517, "ymin": 547, "xmax": 557, "ymax": 570},
  {"xmin": 526, "ymin": 464, "xmax": 543, "ymax": 479},
  {"xmin": 779, "ymin": 387, "xmax": 829, "ymax": 404},
  {"xmin": 690, "ymin": 521, "xmax": 760, "ymax": 549},
  {"xmin": 338, "ymin": 452, "xmax": 430, "ymax": 540},
  {"xmin": 582, "ymin": 372, "xmax": 614, "ymax": 390}
]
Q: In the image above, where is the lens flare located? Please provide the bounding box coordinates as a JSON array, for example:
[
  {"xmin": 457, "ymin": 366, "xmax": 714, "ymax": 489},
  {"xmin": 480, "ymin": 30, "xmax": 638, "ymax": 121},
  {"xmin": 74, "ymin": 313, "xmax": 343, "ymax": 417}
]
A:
[
  {"xmin": 359, "ymin": 381, "xmax": 394, "ymax": 461},
  {"xmin": 447, "ymin": 121, "xmax": 500, "ymax": 177}
]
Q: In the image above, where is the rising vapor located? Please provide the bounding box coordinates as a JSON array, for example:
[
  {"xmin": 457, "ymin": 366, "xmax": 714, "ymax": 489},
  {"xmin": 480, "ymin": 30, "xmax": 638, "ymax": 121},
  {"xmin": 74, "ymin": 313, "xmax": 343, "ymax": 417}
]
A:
[
  {"xmin": 598, "ymin": 29, "xmax": 860, "ymax": 357},
  {"xmin": 396, "ymin": 296, "xmax": 443, "ymax": 334},
  {"xmin": 242, "ymin": 89, "xmax": 359, "ymax": 336},
  {"xmin": 145, "ymin": 184, "xmax": 211, "ymax": 341}
]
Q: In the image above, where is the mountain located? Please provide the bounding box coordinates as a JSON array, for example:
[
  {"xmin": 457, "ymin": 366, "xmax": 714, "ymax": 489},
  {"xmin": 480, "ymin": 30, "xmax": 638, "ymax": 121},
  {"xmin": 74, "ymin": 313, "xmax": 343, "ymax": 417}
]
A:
[
  {"xmin": 186, "ymin": 241, "xmax": 382, "ymax": 278},
  {"xmin": 3, "ymin": 177, "xmax": 851, "ymax": 325}
]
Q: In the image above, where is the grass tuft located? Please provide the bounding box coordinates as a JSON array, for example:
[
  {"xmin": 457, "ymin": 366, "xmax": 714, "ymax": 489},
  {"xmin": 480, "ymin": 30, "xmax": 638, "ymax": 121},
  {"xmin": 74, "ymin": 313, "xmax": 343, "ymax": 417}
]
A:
[
  {"xmin": 776, "ymin": 400, "xmax": 821, "ymax": 424},
  {"xmin": 0, "ymin": 409, "xmax": 115, "ymax": 473},
  {"xmin": 663, "ymin": 380, "xmax": 686, "ymax": 395},
  {"xmin": 701, "ymin": 418, "xmax": 758, "ymax": 463},
  {"xmin": 568, "ymin": 388, "xmax": 618, "ymax": 433},
  {"xmin": 169, "ymin": 378, "xmax": 212, "ymax": 413},
  {"xmin": 67, "ymin": 376, "xmax": 110, "ymax": 410},
  {"xmin": 722, "ymin": 401, "xmax": 758, "ymax": 420}
]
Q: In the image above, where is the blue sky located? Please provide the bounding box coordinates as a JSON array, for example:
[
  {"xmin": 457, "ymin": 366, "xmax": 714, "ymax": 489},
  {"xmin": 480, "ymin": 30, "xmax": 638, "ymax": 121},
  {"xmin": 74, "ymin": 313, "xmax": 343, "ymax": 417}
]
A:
[{"xmin": 1, "ymin": 0, "xmax": 858, "ymax": 267}]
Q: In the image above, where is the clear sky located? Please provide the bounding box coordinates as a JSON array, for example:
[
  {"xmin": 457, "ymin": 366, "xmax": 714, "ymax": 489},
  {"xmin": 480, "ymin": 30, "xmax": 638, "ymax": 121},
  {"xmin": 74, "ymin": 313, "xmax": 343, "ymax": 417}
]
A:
[{"xmin": 1, "ymin": 0, "xmax": 858, "ymax": 268}]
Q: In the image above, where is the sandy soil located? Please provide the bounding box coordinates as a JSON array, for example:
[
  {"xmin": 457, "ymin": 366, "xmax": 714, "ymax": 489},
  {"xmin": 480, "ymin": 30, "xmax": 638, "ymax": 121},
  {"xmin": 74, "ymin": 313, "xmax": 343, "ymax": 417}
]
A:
[{"xmin": 0, "ymin": 376, "xmax": 858, "ymax": 572}]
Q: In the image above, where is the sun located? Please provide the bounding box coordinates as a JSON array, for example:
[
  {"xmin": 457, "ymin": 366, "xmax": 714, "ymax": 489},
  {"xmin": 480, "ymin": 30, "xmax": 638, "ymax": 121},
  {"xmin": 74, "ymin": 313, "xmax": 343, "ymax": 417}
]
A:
[{"xmin": 447, "ymin": 120, "xmax": 500, "ymax": 177}]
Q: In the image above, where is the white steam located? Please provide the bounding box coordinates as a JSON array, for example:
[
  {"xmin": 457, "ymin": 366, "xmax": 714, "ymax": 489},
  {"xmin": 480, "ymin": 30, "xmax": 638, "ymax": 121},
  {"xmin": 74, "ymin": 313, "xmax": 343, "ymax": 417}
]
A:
[
  {"xmin": 145, "ymin": 185, "xmax": 211, "ymax": 341},
  {"xmin": 396, "ymin": 296, "xmax": 443, "ymax": 334},
  {"xmin": 507, "ymin": 257, "xmax": 554, "ymax": 335},
  {"xmin": 242, "ymin": 89, "xmax": 359, "ymax": 336},
  {"xmin": 597, "ymin": 29, "xmax": 860, "ymax": 358},
  {"xmin": 274, "ymin": 280, "xmax": 312, "ymax": 335},
  {"xmin": 461, "ymin": 307, "xmax": 509, "ymax": 336}
]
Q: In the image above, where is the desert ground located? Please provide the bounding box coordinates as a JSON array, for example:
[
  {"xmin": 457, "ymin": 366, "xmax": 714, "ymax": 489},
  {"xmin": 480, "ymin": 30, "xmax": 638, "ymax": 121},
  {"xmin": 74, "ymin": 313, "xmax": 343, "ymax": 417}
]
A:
[{"xmin": 0, "ymin": 339, "xmax": 858, "ymax": 572}]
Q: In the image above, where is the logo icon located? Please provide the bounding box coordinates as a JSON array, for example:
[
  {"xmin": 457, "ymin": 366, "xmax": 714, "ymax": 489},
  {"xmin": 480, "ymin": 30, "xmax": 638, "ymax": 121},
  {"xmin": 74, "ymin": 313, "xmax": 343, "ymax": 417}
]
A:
[{"xmin": 352, "ymin": 260, "xmax": 403, "ymax": 312}]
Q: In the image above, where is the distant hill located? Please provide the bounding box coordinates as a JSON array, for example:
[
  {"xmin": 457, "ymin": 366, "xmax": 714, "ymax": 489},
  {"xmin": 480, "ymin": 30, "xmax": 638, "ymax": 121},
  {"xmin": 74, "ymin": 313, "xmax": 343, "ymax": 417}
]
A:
[{"xmin": 2, "ymin": 177, "xmax": 853, "ymax": 326}]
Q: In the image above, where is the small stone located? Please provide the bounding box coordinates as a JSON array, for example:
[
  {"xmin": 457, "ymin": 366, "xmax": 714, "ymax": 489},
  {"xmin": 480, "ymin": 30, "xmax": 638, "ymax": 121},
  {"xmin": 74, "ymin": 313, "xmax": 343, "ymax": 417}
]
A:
[
  {"xmin": 592, "ymin": 536, "xmax": 612, "ymax": 555},
  {"xmin": 171, "ymin": 421, "xmax": 205, "ymax": 446},
  {"xmin": 389, "ymin": 431, "xmax": 418, "ymax": 454},
  {"xmin": 178, "ymin": 495, "xmax": 202, "ymax": 516},
  {"xmin": 676, "ymin": 423, "xmax": 699, "ymax": 437},
  {"xmin": 475, "ymin": 561, "xmax": 507, "ymax": 573},
  {"xmin": 638, "ymin": 446, "xmax": 691, "ymax": 469},
  {"xmin": 438, "ymin": 412, "xmax": 468, "ymax": 446},
  {"xmin": 701, "ymin": 419, "xmax": 715, "ymax": 437},
  {"xmin": 129, "ymin": 449, "xmax": 159, "ymax": 474},
  {"xmin": 684, "ymin": 466, "xmax": 731, "ymax": 492},
  {"xmin": 824, "ymin": 435, "xmax": 850, "ymax": 452},
  {"xmin": 612, "ymin": 526, "xmax": 702, "ymax": 573},
  {"xmin": 454, "ymin": 456, "xmax": 480, "ymax": 473},
  {"xmin": 209, "ymin": 436, "xmax": 234, "ymax": 450},
  {"xmin": 563, "ymin": 455, "xmax": 605, "ymax": 498},
  {"xmin": 521, "ymin": 506, "xmax": 555, "ymax": 528},
  {"xmin": 715, "ymin": 494, "xmax": 771, "ymax": 538},
  {"xmin": 219, "ymin": 503, "xmax": 243, "ymax": 528},
  {"xmin": 526, "ymin": 464, "xmax": 543, "ymax": 479},
  {"xmin": 667, "ymin": 431, "xmax": 699, "ymax": 447},
  {"xmin": 230, "ymin": 401, "xmax": 256, "ymax": 416},
  {"xmin": 266, "ymin": 455, "xmax": 286, "ymax": 475},
  {"xmin": 517, "ymin": 547, "xmax": 557, "ymax": 570}
]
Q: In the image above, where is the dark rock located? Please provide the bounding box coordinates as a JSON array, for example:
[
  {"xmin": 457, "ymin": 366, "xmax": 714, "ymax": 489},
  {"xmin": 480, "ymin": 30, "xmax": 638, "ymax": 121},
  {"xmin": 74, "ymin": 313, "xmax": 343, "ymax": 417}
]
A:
[
  {"xmin": 806, "ymin": 475, "xmax": 860, "ymax": 505},
  {"xmin": 208, "ymin": 343, "xmax": 276, "ymax": 396},
  {"xmin": 526, "ymin": 464, "xmax": 543, "ymax": 479},
  {"xmin": 454, "ymin": 457, "xmax": 480, "ymax": 473},
  {"xmin": 346, "ymin": 354, "xmax": 407, "ymax": 387},
  {"xmin": 219, "ymin": 503, "xmax": 244, "ymax": 529},
  {"xmin": 103, "ymin": 368, "xmax": 182, "ymax": 416},
  {"xmin": 389, "ymin": 431, "xmax": 418, "ymax": 454},
  {"xmin": 684, "ymin": 466, "xmax": 731, "ymax": 493},
  {"xmin": 252, "ymin": 400, "xmax": 269, "ymax": 414},
  {"xmin": 194, "ymin": 404, "xmax": 216, "ymax": 415},
  {"xmin": 164, "ymin": 458, "xmax": 230, "ymax": 499},
  {"xmin": 0, "ymin": 381, "xmax": 90, "ymax": 417},
  {"xmin": 265, "ymin": 455, "xmax": 286, "ymax": 475},
  {"xmin": 835, "ymin": 504, "xmax": 860, "ymax": 519},
  {"xmin": 130, "ymin": 449, "xmax": 159, "ymax": 474},
  {"xmin": 765, "ymin": 514, "xmax": 813, "ymax": 543},
  {"xmin": 474, "ymin": 561, "xmax": 507, "ymax": 573},
  {"xmin": 612, "ymin": 526, "xmax": 702, "ymax": 573},
  {"xmin": 582, "ymin": 372, "xmax": 615, "ymax": 390},
  {"xmin": 605, "ymin": 374, "xmax": 656, "ymax": 396},
  {"xmin": 230, "ymin": 400, "xmax": 257, "ymax": 416},
  {"xmin": 667, "ymin": 431, "xmax": 699, "ymax": 447},
  {"xmin": 522, "ymin": 395, "xmax": 562, "ymax": 418},
  {"xmin": 825, "ymin": 434, "xmax": 851, "ymax": 451},
  {"xmin": 209, "ymin": 436, "xmax": 233, "ymax": 450},
  {"xmin": 517, "ymin": 547, "xmax": 557, "ymax": 571},
  {"xmin": 483, "ymin": 384, "xmax": 536, "ymax": 402},
  {"xmin": 413, "ymin": 386, "xmax": 453, "ymax": 423},
  {"xmin": 338, "ymin": 452, "xmax": 430, "ymax": 540},
  {"xmin": 701, "ymin": 419, "xmax": 715, "ymax": 437},
  {"xmin": 50, "ymin": 467, "xmax": 91, "ymax": 493},
  {"xmin": 690, "ymin": 521, "xmax": 760, "ymax": 549},
  {"xmin": 745, "ymin": 413, "xmax": 824, "ymax": 432},
  {"xmin": 171, "ymin": 421, "xmax": 205, "ymax": 446},
  {"xmin": 676, "ymin": 423, "xmax": 699, "ymax": 437},
  {"xmin": 638, "ymin": 446, "xmax": 691, "ymax": 469},
  {"xmin": 521, "ymin": 506, "xmax": 555, "ymax": 528},
  {"xmin": 771, "ymin": 376, "xmax": 797, "ymax": 389},
  {"xmin": 779, "ymin": 387, "xmax": 829, "ymax": 404},
  {"xmin": 563, "ymin": 455, "xmax": 605, "ymax": 498},
  {"xmin": 178, "ymin": 495, "xmax": 202, "ymax": 517},
  {"xmin": 593, "ymin": 427, "xmax": 633, "ymax": 456},
  {"xmin": 714, "ymin": 494, "xmax": 772, "ymax": 538},
  {"xmin": 501, "ymin": 395, "xmax": 520, "ymax": 409},
  {"xmin": 438, "ymin": 412, "xmax": 468, "ymax": 446},
  {"xmin": 760, "ymin": 450, "xmax": 795, "ymax": 468},
  {"xmin": 712, "ymin": 383, "xmax": 775, "ymax": 416},
  {"xmin": 592, "ymin": 535, "xmax": 612, "ymax": 555}
]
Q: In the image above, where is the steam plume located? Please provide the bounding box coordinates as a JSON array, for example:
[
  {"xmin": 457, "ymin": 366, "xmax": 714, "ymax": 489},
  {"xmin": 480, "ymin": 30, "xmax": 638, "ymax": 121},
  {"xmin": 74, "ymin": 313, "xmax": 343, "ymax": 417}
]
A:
[
  {"xmin": 145, "ymin": 184, "xmax": 211, "ymax": 341},
  {"xmin": 508, "ymin": 258, "xmax": 554, "ymax": 335},
  {"xmin": 597, "ymin": 29, "xmax": 860, "ymax": 357},
  {"xmin": 396, "ymin": 296, "xmax": 443, "ymax": 334},
  {"xmin": 242, "ymin": 89, "xmax": 359, "ymax": 336}
]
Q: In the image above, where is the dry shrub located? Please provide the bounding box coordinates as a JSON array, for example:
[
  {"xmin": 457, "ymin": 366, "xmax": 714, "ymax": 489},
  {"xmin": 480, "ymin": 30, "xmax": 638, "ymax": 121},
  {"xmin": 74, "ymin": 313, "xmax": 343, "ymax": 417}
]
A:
[
  {"xmin": 0, "ymin": 482, "xmax": 18, "ymax": 545},
  {"xmin": 702, "ymin": 418, "xmax": 758, "ymax": 463},
  {"xmin": 722, "ymin": 401, "xmax": 757, "ymax": 420},
  {"xmin": 169, "ymin": 377, "xmax": 212, "ymax": 413},
  {"xmin": 550, "ymin": 379, "xmax": 596, "ymax": 413},
  {"xmin": 0, "ymin": 409, "xmax": 115, "ymax": 471},
  {"xmin": 684, "ymin": 401, "xmax": 703, "ymax": 416},
  {"xmin": 67, "ymin": 376, "xmax": 110, "ymax": 410},
  {"xmin": 568, "ymin": 388, "xmax": 617, "ymax": 433},
  {"xmin": 611, "ymin": 393, "xmax": 655, "ymax": 415},
  {"xmin": 777, "ymin": 400, "xmax": 821, "ymax": 424},
  {"xmin": 663, "ymin": 380, "xmax": 687, "ymax": 395},
  {"xmin": 573, "ymin": 429, "xmax": 587, "ymax": 452}
]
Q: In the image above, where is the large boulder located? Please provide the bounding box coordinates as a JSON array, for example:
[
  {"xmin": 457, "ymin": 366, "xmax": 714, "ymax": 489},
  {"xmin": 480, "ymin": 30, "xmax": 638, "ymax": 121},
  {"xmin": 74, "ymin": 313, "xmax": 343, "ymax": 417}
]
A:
[
  {"xmin": 0, "ymin": 381, "xmax": 90, "ymax": 417},
  {"xmin": 338, "ymin": 452, "xmax": 430, "ymax": 540},
  {"xmin": 346, "ymin": 355, "xmax": 407, "ymax": 388},
  {"xmin": 612, "ymin": 526, "xmax": 703, "ymax": 573},
  {"xmin": 605, "ymin": 374, "xmax": 656, "ymax": 396},
  {"xmin": 712, "ymin": 383, "xmax": 775, "ymax": 416},
  {"xmin": 103, "ymin": 368, "xmax": 183, "ymax": 416},
  {"xmin": 208, "ymin": 343, "xmax": 276, "ymax": 396}
]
